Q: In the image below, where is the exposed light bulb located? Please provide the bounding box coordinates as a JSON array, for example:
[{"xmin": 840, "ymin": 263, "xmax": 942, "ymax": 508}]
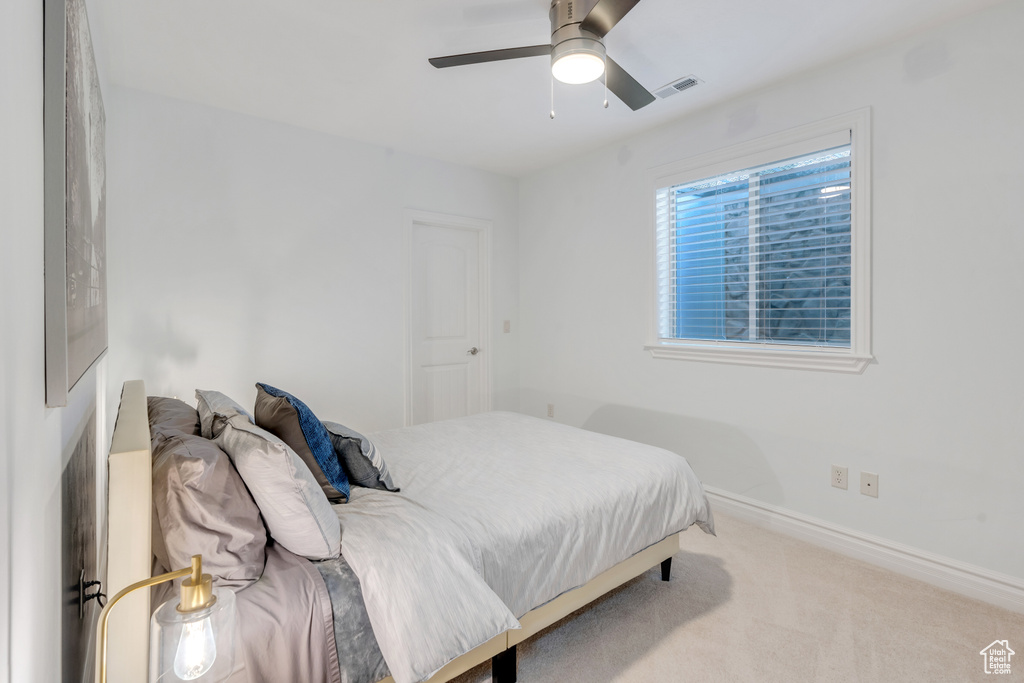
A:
[
  {"xmin": 173, "ymin": 616, "xmax": 217, "ymax": 680},
  {"xmin": 551, "ymin": 52, "xmax": 605, "ymax": 85}
]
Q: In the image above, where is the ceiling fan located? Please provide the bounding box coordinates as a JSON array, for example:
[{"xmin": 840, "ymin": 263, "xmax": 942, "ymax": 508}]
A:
[{"xmin": 429, "ymin": 0, "xmax": 656, "ymax": 111}]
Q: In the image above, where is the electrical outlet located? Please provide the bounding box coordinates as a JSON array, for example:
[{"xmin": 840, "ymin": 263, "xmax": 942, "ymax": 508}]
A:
[
  {"xmin": 503, "ymin": 320, "xmax": 511, "ymax": 333},
  {"xmin": 831, "ymin": 465, "xmax": 848, "ymax": 490},
  {"xmin": 547, "ymin": 404, "xmax": 555, "ymax": 418},
  {"xmin": 861, "ymin": 472, "xmax": 879, "ymax": 497}
]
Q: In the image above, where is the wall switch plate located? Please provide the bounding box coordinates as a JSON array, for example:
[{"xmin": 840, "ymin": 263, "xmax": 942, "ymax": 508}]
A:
[
  {"xmin": 861, "ymin": 471, "xmax": 879, "ymax": 497},
  {"xmin": 547, "ymin": 404, "xmax": 555, "ymax": 418},
  {"xmin": 503, "ymin": 320, "xmax": 511, "ymax": 333},
  {"xmin": 831, "ymin": 465, "xmax": 848, "ymax": 490}
]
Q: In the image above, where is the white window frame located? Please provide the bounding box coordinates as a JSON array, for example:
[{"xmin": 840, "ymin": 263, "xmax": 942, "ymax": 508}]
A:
[{"xmin": 646, "ymin": 109, "xmax": 873, "ymax": 373}]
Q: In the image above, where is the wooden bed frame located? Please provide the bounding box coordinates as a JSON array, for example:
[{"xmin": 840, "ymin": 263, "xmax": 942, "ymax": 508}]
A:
[{"xmin": 106, "ymin": 380, "xmax": 680, "ymax": 683}]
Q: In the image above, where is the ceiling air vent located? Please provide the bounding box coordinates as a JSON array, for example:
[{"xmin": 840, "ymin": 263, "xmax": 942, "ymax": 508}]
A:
[{"xmin": 654, "ymin": 75, "xmax": 703, "ymax": 99}]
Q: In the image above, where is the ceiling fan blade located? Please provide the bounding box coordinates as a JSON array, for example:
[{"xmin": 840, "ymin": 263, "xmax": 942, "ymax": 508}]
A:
[
  {"xmin": 429, "ymin": 44, "xmax": 551, "ymax": 69},
  {"xmin": 605, "ymin": 56, "xmax": 655, "ymax": 111},
  {"xmin": 580, "ymin": 0, "xmax": 642, "ymax": 37}
]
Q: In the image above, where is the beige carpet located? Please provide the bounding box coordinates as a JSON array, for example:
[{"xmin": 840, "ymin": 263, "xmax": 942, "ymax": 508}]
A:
[{"xmin": 451, "ymin": 512, "xmax": 1023, "ymax": 682}]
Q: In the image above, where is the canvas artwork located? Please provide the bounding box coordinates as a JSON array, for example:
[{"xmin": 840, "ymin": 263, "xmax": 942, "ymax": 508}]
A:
[
  {"xmin": 46, "ymin": 0, "xmax": 108, "ymax": 406},
  {"xmin": 65, "ymin": 0, "xmax": 108, "ymax": 390}
]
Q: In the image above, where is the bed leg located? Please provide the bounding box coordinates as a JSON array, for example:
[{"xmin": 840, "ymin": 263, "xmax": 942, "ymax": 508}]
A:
[
  {"xmin": 661, "ymin": 557, "xmax": 672, "ymax": 582},
  {"xmin": 492, "ymin": 644, "xmax": 517, "ymax": 683}
]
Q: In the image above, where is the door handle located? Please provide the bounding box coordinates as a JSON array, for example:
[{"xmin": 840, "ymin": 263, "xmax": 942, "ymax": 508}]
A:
[{"xmin": 467, "ymin": 347, "xmax": 479, "ymax": 356}]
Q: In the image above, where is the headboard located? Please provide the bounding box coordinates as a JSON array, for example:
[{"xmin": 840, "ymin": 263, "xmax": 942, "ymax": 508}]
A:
[{"xmin": 105, "ymin": 380, "xmax": 152, "ymax": 682}]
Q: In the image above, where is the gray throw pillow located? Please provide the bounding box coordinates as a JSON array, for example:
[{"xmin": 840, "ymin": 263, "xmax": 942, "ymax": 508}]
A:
[
  {"xmin": 152, "ymin": 434, "xmax": 267, "ymax": 589},
  {"xmin": 213, "ymin": 413, "xmax": 341, "ymax": 561},
  {"xmin": 323, "ymin": 421, "xmax": 398, "ymax": 492}
]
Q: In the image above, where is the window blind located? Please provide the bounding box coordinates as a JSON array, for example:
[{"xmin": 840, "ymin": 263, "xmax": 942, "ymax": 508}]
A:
[{"xmin": 656, "ymin": 145, "xmax": 852, "ymax": 347}]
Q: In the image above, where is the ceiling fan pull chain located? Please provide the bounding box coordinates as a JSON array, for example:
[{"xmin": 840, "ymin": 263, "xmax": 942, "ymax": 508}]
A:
[{"xmin": 550, "ymin": 74, "xmax": 556, "ymax": 119}]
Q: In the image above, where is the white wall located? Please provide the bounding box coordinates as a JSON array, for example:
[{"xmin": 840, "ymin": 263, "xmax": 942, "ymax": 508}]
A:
[
  {"xmin": 0, "ymin": 5, "xmax": 41, "ymax": 679},
  {"xmin": 0, "ymin": 2, "xmax": 61, "ymax": 680},
  {"xmin": 105, "ymin": 88, "xmax": 520, "ymax": 433},
  {"xmin": 1, "ymin": 1, "xmax": 109, "ymax": 681},
  {"xmin": 519, "ymin": 1, "xmax": 1024, "ymax": 580}
]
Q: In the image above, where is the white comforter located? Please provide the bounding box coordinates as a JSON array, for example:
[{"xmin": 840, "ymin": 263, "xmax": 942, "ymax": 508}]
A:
[{"xmin": 335, "ymin": 412, "xmax": 714, "ymax": 683}]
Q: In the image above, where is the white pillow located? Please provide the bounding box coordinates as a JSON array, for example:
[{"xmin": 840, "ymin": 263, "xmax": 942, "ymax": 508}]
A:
[
  {"xmin": 195, "ymin": 389, "xmax": 254, "ymax": 439},
  {"xmin": 213, "ymin": 412, "xmax": 341, "ymax": 561}
]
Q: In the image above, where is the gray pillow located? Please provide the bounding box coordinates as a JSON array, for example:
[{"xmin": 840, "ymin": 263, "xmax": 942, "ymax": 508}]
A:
[
  {"xmin": 195, "ymin": 389, "xmax": 254, "ymax": 439},
  {"xmin": 152, "ymin": 434, "xmax": 267, "ymax": 589},
  {"xmin": 147, "ymin": 396, "xmax": 200, "ymax": 449},
  {"xmin": 323, "ymin": 421, "xmax": 398, "ymax": 492},
  {"xmin": 213, "ymin": 413, "xmax": 341, "ymax": 561},
  {"xmin": 148, "ymin": 396, "xmax": 205, "ymax": 577}
]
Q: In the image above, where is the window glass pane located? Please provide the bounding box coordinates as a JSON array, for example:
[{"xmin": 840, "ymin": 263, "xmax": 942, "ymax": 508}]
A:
[
  {"xmin": 757, "ymin": 149, "xmax": 851, "ymax": 345},
  {"xmin": 673, "ymin": 180, "xmax": 748, "ymax": 340},
  {"xmin": 659, "ymin": 144, "xmax": 852, "ymax": 348}
]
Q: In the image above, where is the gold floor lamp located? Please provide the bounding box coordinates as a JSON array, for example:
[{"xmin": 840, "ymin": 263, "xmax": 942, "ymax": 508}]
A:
[{"xmin": 96, "ymin": 555, "xmax": 236, "ymax": 682}]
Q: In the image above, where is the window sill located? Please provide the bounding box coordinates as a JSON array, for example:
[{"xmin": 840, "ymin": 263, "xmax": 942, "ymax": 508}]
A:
[{"xmin": 645, "ymin": 342, "xmax": 873, "ymax": 374}]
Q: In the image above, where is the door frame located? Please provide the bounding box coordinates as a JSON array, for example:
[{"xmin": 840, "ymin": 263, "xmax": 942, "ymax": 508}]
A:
[{"xmin": 403, "ymin": 209, "xmax": 492, "ymax": 427}]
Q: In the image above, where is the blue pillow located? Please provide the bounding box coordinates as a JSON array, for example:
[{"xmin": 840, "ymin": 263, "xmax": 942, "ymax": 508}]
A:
[{"xmin": 254, "ymin": 383, "xmax": 351, "ymax": 503}]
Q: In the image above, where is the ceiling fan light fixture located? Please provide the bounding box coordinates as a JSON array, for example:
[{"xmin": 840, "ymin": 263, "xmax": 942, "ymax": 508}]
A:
[
  {"xmin": 551, "ymin": 37, "xmax": 606, "ymax": 85},
  {"xmin": 429, "ymin": 0, "xmax": 656, "ymax": 110}
]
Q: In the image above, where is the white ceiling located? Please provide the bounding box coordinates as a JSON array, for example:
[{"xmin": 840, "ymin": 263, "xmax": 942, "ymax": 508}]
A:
[{"xmin": 91, "ymin": 0, "xmax": 1002, "ymax": 176}]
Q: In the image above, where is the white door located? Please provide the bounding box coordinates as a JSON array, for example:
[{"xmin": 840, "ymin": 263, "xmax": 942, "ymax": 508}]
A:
[{"xmin": 408, "ymin": 216, "xmax": 489, "ymax": 425}]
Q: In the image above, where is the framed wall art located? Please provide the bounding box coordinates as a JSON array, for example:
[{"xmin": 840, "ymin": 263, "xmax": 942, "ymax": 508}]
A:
[{"xmin": 44, "ymin": 0, "xmax": 108, "ymax": 407}]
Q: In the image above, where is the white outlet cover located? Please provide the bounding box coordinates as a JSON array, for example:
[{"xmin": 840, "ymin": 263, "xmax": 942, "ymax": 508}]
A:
[
  {"xmin": 861, "ymin": 471, "xmax": 879, "ymax": 497},
  {"xmin": 832, "ymin": 465, "xmax": 848, "ymax": 490}
]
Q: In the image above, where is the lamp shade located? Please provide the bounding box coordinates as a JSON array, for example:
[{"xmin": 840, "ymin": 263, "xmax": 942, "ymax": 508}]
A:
[{"xmin": 150, "ymin": 587, "xmax": 236, "ymax": 681}]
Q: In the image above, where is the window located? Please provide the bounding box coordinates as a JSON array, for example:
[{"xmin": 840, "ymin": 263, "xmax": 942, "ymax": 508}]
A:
[
  {"xmin": 648, "ymin": 111, "xmax": 872, "ymax": 372},
  {"xmin": 660, "ymin": 146, "xmax": 852, "ymax": 345}
]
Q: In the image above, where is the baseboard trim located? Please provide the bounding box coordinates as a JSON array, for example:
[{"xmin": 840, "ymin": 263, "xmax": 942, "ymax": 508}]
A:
[{"xmin": 703, "ymin": 486, "xmax": 1024, "ymax": 614}]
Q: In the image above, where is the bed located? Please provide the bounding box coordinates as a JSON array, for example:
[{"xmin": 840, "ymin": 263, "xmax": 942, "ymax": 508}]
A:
[{"xmin": 104, "ymin": 380, "xmax": 714, "ymax": 683}]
